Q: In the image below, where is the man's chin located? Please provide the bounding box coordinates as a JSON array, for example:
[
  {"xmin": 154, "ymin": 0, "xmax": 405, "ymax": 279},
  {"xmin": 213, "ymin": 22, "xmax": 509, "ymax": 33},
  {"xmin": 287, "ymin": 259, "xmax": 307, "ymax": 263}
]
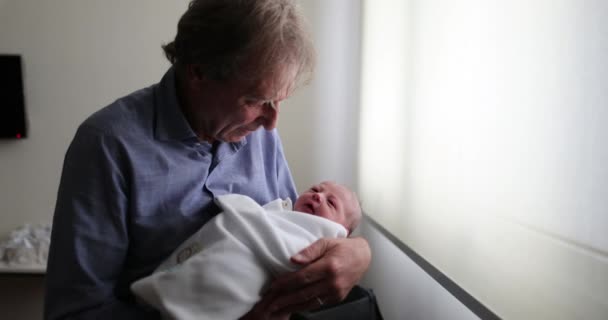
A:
[
  {"xmin": 224, "ymin": 135, "xmax": 247, "ymax": 143},
  {"xmin": 225, "ymin": 130, "xmax": 256, "ymax": 142},
  {"xmin": 217, "ymin": 132, "xmax": 244, "ymax": 143}
]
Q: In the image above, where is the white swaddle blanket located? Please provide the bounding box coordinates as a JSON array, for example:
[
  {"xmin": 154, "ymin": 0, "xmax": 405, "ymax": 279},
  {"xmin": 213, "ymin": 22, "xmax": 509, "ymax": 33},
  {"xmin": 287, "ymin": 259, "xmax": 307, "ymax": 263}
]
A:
[{"xmin": 131, "ymin": 194, "xmax": 348, "ymax": 320}]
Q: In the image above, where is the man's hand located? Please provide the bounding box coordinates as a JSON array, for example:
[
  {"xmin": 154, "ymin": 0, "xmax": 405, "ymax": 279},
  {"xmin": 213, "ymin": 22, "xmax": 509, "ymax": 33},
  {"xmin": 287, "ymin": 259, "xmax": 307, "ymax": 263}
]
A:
[{"xmin": 241, "ymin": 236, "xmax": 371, "ymax": 319}]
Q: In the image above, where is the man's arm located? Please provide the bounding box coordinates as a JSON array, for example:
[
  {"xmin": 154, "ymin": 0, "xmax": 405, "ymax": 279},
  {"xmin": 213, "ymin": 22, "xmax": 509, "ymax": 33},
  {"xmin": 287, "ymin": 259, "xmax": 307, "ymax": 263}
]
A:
[{"xmin": 45, "ymin": 125, "xmax": 159, "ymax": 320}]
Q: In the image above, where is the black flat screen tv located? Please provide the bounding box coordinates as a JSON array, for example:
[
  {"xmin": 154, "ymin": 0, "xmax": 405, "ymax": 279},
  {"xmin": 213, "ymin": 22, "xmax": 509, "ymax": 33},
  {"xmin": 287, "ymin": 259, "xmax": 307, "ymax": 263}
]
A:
[{"xmin": 0, "ymin": 55, "xmax": 27, "ymax": 139}]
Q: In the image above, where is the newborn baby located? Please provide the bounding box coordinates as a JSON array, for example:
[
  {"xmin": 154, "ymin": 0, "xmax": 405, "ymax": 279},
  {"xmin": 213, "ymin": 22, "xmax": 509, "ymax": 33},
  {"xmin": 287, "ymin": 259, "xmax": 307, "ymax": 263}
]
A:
[{"xmin": 131, "ymin": 181, "xmax": 362, "ymax": 320}]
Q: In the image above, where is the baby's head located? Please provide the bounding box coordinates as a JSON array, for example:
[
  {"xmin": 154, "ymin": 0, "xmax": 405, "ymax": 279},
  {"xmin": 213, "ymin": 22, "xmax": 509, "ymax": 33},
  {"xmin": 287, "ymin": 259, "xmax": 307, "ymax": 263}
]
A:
[{"xmin": 294, "ymin": 181, "xmax": 362, "ymax": 234}]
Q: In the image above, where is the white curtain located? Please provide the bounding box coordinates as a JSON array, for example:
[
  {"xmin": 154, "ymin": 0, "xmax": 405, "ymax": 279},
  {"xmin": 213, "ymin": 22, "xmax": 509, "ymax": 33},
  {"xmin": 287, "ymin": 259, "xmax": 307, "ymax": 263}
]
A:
[{"xmin": 359, "ymin": 0, "xmax": 608, "ymax": 319}]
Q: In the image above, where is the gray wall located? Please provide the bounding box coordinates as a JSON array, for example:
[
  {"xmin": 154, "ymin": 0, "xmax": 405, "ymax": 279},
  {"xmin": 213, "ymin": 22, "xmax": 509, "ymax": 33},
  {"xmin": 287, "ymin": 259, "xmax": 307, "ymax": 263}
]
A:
[{"xmin": 0, "ymin": 0, "xmax": 190, "ymax": 237}]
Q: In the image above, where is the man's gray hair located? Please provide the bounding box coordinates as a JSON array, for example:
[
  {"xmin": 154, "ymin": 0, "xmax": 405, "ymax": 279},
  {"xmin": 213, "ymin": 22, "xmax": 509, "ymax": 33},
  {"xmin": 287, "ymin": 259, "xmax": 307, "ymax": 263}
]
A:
[{"xmin": 163, "ymin": 0, "xmax": 315, "ymax": 87}]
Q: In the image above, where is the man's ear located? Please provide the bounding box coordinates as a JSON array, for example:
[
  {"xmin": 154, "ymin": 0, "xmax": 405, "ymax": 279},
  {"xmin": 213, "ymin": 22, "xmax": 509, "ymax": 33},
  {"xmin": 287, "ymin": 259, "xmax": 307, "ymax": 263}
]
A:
[
  {"xmin": 186, "ymin": 63, "xmax": 204, "ymax": 80},
  {"xmin": 185, "ymin": 64, "xmax": 207, "ymax": 89}
]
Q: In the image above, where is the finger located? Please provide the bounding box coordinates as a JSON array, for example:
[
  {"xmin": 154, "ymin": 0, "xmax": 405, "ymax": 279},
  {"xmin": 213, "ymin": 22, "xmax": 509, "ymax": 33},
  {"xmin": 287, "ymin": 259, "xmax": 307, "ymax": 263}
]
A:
[
  {"xmin": 239, "ymin": 302, "xmax": 266, "ymax": 320},
  {"xmin": 272, "ymin": 292, "xmax": 331, "ymax": 315},
  {"xmin": 269, "ymin": 311, "xmax": 292, "ymax": 320},
  {"xmin": 276, "ymin": 299, "xmax": 322, "ymax": 316},
  {"xmin": 239, "ymin": 289, "xmax": 282, "ymax": 320},
  {"xmin": 291, "ymin": 238, "xmax": 331, "ymax": 265},
  {"xmin": 269, "ymin": 280, "xmax": 338, "ymax": 314}
]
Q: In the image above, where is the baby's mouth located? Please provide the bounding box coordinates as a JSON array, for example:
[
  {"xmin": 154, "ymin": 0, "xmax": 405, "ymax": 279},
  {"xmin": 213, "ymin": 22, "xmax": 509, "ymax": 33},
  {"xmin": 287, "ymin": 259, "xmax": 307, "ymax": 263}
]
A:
[{"xmin": 306, "ymin": 203, "xmax": 315, "ymax": 214}]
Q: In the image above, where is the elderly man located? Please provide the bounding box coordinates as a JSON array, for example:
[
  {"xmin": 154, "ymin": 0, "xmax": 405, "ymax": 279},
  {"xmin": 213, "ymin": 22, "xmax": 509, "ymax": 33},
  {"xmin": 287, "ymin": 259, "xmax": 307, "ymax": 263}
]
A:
[{"xmin": 45, "ymin": 0, "xmax": 371, "ymax": 319}]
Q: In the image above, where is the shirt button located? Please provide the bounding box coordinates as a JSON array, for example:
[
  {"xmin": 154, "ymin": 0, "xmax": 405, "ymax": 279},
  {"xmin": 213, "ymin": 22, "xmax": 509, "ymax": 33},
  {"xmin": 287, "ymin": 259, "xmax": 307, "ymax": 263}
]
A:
[{"xmin": 282, "ymin": 200, "xmax": 289, "ymax": 208}]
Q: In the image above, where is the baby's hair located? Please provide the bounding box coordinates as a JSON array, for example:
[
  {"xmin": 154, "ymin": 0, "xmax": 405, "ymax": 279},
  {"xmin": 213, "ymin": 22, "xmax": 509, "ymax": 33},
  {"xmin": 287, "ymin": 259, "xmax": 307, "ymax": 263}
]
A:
[{"xmin": 346, "ymin": 189, "xmax": 363, "ymax": 235}]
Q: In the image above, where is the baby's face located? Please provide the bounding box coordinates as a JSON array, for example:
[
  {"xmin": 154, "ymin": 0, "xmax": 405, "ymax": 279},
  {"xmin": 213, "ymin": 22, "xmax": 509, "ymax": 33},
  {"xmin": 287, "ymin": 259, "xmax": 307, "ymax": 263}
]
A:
[{"xmin": 294, "ymin": 181, "xmax": 355, "ymax": 230}]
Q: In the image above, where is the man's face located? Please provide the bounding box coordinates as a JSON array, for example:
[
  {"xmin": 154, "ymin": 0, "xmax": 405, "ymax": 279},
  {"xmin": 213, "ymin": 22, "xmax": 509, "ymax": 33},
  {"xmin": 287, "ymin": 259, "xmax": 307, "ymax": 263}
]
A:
[
  {"xmin": 190, "ymin": 65, "xmax": 296, "ymax": 143},
  {"xmin": 294, "ymin": 181, "xmax": 356, "ymax": 230}
]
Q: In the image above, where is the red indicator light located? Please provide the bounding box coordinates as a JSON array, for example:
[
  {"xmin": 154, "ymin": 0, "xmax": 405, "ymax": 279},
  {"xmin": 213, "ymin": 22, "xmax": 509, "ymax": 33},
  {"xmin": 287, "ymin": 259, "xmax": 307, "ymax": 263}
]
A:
[{"xmin": 16, "ymin": 133, "xmax": 21, "ymax": 139}]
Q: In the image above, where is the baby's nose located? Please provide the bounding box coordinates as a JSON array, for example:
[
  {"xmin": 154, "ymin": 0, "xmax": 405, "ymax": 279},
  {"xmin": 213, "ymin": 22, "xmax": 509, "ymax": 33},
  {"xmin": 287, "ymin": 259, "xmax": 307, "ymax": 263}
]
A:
[{"xmin": 312, "ymin": 193, "xmax": 323, "ymax": 202}]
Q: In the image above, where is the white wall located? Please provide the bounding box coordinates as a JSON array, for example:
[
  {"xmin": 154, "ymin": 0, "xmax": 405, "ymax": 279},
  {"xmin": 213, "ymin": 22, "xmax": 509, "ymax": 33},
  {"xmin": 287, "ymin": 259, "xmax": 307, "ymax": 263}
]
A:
[
  {"xmin": 0, "ymin": 0, "xmax": 190, "ymax": 237},
  {"xmin": 359, "ymin": 0, "xmax": 608, "ymax": 319},
  {"xmin": 279, "ymin": 0, "xmax": 361, "ymax": 193}
]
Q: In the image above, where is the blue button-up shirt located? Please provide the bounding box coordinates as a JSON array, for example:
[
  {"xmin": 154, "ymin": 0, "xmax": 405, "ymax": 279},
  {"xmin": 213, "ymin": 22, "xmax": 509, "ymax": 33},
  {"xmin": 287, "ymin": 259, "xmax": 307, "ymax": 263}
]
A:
[{"xmin": 45, "ymin": 68, "xmax": 298, "ymax": 319}]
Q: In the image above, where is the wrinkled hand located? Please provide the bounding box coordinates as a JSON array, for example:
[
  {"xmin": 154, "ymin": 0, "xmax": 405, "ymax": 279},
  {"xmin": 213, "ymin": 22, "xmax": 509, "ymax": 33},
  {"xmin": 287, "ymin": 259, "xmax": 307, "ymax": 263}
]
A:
[{"xmin": 240, "ymin": 237, "xmax": 371, "ymax": 319}]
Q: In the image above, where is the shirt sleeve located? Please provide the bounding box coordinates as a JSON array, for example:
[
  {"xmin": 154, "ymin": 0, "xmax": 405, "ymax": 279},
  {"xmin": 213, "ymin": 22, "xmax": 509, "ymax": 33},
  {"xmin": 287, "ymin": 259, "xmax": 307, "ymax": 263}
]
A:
[{"xmin": 44, "ymin": 124, "xmax": 159, "ymax": 320}]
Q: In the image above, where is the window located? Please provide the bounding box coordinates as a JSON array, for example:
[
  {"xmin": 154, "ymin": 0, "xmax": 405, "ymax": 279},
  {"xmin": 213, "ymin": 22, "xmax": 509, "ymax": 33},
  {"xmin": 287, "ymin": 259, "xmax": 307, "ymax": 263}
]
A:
[{"xmin": 359, "ymin": 1, "xmax": 608, "ymax": 318}]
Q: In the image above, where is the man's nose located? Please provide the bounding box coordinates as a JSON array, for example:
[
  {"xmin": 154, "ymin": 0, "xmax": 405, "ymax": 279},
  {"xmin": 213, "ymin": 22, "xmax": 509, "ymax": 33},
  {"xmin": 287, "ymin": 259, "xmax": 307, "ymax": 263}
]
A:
[{"xmin": 262, "ymin": 101, "xmax": 279, "ymax": 130}]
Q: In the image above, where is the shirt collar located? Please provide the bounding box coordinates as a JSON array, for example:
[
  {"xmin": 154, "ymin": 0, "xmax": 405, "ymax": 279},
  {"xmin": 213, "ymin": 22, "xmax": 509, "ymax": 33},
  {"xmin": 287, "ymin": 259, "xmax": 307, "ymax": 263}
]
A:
[{"xmin": 154, "ymin": 66, "xmax": 197, "ymax": 141}]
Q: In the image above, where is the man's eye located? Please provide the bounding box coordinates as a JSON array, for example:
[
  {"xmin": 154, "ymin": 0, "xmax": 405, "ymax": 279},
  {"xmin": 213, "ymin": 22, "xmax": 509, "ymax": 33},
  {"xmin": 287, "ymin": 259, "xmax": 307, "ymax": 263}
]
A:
[{"xmin": 243, "ymin": 98, "xmax": 261, "ymax": 106}]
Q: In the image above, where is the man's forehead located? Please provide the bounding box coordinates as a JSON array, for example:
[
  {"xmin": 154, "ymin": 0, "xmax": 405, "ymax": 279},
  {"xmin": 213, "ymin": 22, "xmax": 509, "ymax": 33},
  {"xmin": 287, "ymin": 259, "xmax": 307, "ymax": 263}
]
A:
[
  {"xmin": 248, "ymin": 63, "xmax": 298, "ymax": 96},
  {"xmin": 248, "ymin": 76, "xmax": 294, "ymax": 100}
]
